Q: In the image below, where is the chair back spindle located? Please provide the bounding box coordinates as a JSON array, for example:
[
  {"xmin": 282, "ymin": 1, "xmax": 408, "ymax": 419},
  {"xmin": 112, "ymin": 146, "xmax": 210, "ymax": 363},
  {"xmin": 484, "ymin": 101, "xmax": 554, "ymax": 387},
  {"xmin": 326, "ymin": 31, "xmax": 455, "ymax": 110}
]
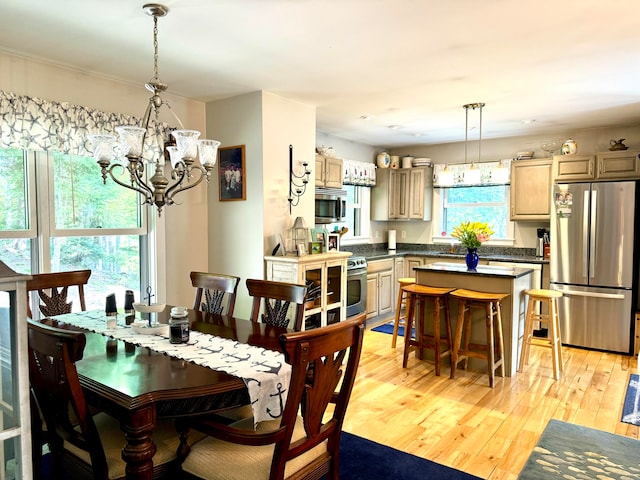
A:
[
  {"xmin": 190, "ymin": 272, "xmax": 240, "ymax": 316},
  {"xmin": 246, "ymin": 278, "xmax": 308, "ymax": 331},
  {"xmin": 26, "ymin": 270, "xmax": 92, "ymax": 319}
]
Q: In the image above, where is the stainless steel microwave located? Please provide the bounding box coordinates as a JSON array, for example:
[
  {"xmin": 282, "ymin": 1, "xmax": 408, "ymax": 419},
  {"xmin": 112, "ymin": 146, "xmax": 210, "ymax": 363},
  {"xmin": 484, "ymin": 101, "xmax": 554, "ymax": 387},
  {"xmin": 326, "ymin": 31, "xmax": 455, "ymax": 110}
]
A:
[{"xmin": 315, "ymin": 188, "xmax": 347, "ymax": 224}]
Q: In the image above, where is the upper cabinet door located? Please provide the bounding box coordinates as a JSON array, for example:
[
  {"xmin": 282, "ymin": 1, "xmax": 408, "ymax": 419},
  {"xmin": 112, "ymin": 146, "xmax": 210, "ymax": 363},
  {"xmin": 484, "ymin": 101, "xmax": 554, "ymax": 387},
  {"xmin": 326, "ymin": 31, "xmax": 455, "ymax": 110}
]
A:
[
  {"xmin": 315, "ymin": 155, "xmax": 343, "ymax": 188},
  {"xmin": 510, "ymin": 158, "xmax": 552, "ymax": 221},
  {"xmin": 324, "ymin": 157, "xmax": 343, "ymax": 188},
  {"xmin": 596, "ymin": 151, "xmax": 640, "ymax": 180},
  {"xmin": 553, "ymin": 154, "xmax": 595, "ymax": 182}
]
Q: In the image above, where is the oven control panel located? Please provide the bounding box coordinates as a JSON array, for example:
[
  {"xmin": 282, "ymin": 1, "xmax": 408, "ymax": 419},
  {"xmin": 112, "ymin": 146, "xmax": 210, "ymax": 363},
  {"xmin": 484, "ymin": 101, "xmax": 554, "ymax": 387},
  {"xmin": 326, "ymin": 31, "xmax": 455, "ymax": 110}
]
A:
[{"xmin": 347, "ymin": 257, "xmax": 368, "ymax": 270}]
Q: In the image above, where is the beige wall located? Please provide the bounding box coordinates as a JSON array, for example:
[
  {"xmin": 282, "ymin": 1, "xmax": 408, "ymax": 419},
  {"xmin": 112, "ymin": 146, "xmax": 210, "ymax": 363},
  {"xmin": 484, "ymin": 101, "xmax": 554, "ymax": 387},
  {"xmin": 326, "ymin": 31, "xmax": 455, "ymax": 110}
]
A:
[
  {"xmin": 206, "ymin": 92, "xmax": 315, "ymax": 318},
  {"xmin": 0, "ymin": 51, "xmax": 209, "ymax": 306}
]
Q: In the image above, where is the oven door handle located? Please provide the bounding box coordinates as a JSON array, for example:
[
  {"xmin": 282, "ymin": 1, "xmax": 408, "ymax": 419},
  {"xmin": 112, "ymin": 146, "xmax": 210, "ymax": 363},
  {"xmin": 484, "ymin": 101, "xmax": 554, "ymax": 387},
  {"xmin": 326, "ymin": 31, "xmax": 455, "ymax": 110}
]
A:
[{"xmin": 347, "ymin": 268, "xmax": 368, "ymax": 276}]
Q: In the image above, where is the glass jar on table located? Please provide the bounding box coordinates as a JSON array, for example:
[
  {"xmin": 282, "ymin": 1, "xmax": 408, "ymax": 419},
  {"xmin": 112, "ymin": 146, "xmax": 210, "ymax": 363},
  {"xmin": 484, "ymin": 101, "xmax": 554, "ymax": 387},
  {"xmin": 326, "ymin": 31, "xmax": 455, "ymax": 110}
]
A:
[{"xmin": 169, "ymin": 306, "xmax": 190, "ymax": 344}]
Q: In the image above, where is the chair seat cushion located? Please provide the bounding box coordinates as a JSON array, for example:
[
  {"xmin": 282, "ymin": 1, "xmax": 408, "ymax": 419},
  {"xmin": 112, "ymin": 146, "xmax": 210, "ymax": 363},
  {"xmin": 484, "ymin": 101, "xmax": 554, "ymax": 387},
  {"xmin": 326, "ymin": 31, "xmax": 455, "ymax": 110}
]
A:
[
  {"xmin": 64, "ymin": 412, "xmax": 181, "ymax": 479},
  {"xmin": 182, "ymin": 415, "xmax": 327, "ymax": 480}
]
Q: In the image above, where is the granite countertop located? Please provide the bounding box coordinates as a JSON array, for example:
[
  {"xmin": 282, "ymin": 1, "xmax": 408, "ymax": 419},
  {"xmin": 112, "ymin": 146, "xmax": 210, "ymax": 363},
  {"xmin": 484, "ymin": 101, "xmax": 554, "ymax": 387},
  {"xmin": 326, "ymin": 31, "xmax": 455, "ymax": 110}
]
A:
[
  {"xmin": 356, "ymin": 249, "xmax": 548, "ymax": 265},
  {"xmin": 414, "ymin": 262, "xmax": 534, "ymax": 279}
]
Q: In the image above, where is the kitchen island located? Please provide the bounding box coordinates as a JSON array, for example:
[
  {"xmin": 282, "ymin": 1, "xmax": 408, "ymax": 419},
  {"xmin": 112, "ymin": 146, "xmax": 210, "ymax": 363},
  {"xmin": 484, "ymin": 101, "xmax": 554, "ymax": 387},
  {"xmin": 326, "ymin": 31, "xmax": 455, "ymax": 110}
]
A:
[{"xmin": 412, "ymin": 262, "xmax": 533, "ymax": 377}]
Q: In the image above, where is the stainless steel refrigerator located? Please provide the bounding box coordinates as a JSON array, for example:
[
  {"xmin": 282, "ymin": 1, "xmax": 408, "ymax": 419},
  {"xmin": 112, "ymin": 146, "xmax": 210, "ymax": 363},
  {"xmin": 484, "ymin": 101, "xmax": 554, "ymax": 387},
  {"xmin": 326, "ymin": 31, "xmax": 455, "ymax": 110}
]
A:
[{"xmin": 550, "ymin": 181, "xmax": 637, "ymax": 353}]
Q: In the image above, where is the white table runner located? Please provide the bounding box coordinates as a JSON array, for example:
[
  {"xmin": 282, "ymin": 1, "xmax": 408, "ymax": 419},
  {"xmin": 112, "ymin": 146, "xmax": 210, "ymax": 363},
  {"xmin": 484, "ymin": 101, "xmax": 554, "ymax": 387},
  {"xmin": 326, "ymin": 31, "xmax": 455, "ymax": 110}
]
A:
[{"xmin": 52, "ymin": 310, "xmax": 291, "ymax": 425}]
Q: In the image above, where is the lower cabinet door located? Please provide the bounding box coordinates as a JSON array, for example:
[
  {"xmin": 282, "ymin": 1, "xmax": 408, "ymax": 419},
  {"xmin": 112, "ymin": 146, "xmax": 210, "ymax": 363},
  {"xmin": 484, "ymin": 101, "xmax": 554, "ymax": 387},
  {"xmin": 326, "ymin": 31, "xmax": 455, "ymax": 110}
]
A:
[{"xmin": 366, "ymin": 274, "xmax": 378, "ymax": 319}]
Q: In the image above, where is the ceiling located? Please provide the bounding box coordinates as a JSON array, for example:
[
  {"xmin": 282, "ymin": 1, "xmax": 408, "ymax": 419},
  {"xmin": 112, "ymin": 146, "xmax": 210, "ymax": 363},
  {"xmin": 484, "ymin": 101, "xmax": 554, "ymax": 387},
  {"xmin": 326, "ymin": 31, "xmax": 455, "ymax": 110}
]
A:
[{"xmin": 1, "ymin": 0, "xmax": 639, "ymax": 148}]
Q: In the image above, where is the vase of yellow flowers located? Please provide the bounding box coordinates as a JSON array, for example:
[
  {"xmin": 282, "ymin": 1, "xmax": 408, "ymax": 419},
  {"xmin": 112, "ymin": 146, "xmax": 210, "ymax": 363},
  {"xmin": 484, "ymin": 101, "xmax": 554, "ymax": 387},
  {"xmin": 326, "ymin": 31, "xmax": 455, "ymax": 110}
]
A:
[{"xmin": 451, "ymin": 221, "xmax": 494, "ymax": 271}]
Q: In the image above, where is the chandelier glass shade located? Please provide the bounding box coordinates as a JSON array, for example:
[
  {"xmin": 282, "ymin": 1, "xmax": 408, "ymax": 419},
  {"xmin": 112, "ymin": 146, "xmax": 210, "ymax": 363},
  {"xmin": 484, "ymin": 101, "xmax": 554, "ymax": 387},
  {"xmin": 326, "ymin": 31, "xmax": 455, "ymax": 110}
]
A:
[{"xmin": 88, "ymin": 4, "xmax": 220, "ymax": 215}]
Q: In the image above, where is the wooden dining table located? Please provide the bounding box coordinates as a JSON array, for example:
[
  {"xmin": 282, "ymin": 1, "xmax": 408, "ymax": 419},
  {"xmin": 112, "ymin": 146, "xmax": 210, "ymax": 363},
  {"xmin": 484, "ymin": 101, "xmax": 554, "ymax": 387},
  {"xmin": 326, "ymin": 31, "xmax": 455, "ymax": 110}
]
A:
[{"xmin": 58, "ymin": 308, "xmax": 289, "ymax": 480}]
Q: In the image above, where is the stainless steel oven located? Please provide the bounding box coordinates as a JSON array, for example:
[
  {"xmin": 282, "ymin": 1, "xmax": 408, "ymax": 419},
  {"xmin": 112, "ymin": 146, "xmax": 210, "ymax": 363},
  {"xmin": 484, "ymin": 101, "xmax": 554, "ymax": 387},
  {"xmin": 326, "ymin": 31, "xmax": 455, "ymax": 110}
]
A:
[{"xmin": 346, "ymin": 256, "xmax": 367, "ymax": 318}]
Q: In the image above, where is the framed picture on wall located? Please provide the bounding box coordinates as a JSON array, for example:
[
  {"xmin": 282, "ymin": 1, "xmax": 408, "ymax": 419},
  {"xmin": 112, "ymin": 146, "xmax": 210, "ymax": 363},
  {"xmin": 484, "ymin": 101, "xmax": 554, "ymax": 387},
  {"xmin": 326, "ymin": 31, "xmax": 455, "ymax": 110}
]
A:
[{"xmin": 218, "ymin": 145, "xmax": 246, "ymax": 201}]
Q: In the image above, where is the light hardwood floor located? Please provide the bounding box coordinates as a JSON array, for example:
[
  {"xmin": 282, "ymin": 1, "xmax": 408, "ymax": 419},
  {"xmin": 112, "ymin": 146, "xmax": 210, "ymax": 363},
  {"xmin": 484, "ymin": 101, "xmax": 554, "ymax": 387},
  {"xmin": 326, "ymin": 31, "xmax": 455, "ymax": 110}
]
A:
[{"xmin": 342, "ymin": 317, "xmax": 639, "ymax": 480}]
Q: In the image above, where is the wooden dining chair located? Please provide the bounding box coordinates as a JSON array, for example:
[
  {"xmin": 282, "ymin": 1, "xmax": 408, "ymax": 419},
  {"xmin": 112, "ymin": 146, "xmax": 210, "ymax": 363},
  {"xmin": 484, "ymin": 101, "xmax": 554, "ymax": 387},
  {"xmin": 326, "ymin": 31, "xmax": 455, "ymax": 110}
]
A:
[
  {"xmin": 190, "ymin": 272, "xmax": 240, "ymax": 316},
  {"xmin": 178, "ymin": 312, "xmax": 366, "ymax": 480},
  {"xmin": 246, "ymin": 278, "xmax": 308, "ymax": 331},
  {"xmin": 26, "ymin": 269, "xmax": 92, "ymax": 319},
  {"xmin": 27, "ymin": 318, "xmax": 182, "ymax": 480}
]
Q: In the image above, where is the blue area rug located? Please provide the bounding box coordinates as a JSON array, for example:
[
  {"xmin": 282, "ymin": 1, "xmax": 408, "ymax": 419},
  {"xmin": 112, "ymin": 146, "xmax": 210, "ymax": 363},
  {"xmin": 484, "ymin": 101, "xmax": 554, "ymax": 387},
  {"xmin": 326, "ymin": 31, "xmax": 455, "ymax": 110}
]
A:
[
  {"xmin": 39, "ymin": 432, "xmax": 481, "ymax": 480},
  {"xmin": 517, "ymin": 419, "xmax": 640, "ymax": 479},
  {"xmin": 371, "ymin": 321, "xmax": 413, "ymax": 337},
  {"xmin": 622, "ymin": 373, "xmax": 640, "ymax": 426},
  {"xmin": 338, "ymin": 432, "xmax": 481, "ymax": 480}
]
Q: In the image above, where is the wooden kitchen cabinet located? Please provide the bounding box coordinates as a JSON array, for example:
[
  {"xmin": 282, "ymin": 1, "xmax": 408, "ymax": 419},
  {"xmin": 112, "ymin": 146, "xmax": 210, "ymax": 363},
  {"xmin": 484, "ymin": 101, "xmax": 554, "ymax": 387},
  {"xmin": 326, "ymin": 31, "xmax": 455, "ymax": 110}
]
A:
[
  {"xmin": 366, "ymin": 259, "xmax": 394, "ymax": 320},
  {"xmin": 405, "ymin": 256, "xmax": 424, "ymax": 277},
  {"xmin": 407, "ymin": 167, "xmax": 433, "ymax": 220},
  {"xmin": 371, "ymin": 166, "xmax": 433, "ymax": 221},
  {"xmin": 595, "ymin": 150, "xmax": 640, "ymax": 180},
  {"xmin": 315, "ymin": 154, "xmax": 343, "ymax": 188},
  {"xmin": 553, "ymin": 154, "xmax": 595, "ymax": 181},
  {"xmin": 264, "ymin": 252, "xmax": 351, "ymax": 329},
  {"xmin": 510, "ymin": 158, "xmax": 552, "ymax": 220},
  {"xmin": 553, "ymin": 151, "xmax": 640, "ymax": 182},
  {"xmin": 393, "ymin": 257, "xmax": 404, "ymax": 308}
]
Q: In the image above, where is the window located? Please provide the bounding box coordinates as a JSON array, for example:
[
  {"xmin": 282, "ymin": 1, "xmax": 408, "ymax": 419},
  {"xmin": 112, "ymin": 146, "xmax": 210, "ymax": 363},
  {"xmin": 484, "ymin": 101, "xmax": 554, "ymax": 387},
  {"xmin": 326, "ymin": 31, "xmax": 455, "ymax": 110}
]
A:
[
  {"xmin": 436, "ymin": 185, "xmax": 513, "ymax": 243},
  {"xmin": 0, "ymin": 148, "xmax": 149, "ymax": 315},
  {"xmin": 327, "ymin": 185, "xmax": 370, "ymax": 244}
]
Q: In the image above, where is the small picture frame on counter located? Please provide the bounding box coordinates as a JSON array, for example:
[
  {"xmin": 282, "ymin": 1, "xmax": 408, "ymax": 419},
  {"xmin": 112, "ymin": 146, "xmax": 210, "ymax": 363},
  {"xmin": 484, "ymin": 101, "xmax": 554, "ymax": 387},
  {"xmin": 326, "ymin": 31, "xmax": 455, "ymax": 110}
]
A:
[
  {"xmin": 327, "ymin": 233, "xmax": 340, "ymax": 252},
  {"xmin": 310, "ymin": 242, "xmax": 323, "ymax": 254},
  {"xmin": 296, "ymin": 243, "xmax": 307, "ymax": 256},
  {"xmin": 311, "ymin": 227, "xmax": 328, "ymax": 247}
]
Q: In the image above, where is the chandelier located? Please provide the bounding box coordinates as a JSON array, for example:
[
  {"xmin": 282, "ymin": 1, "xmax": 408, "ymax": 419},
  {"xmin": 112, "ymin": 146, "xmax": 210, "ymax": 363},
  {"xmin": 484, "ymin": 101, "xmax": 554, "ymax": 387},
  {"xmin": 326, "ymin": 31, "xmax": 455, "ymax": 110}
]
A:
[{"xmin": 88, "ymin": 4, "xmax": 220, "ymax": 215}]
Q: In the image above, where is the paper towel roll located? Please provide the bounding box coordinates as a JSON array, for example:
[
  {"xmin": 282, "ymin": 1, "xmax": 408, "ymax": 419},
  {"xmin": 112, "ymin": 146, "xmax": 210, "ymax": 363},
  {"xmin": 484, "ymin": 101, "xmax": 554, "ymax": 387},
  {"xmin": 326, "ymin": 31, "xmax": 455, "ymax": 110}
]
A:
[{"xmin": 388, "ymin": 230, "xmax": 396, "ymax": 250}]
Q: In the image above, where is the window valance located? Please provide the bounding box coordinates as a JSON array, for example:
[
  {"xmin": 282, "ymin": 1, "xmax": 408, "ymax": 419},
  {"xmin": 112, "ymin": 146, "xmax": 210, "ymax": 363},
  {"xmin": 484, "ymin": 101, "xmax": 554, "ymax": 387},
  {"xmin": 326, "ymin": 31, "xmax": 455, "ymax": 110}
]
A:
[
  {"xmin": 342, "ymin": 159, "xmax": 376, "ymax": 187},
  {"xmin": 0, "ymin": 90, "xmax": 169, "ymax": 159},
  {"xmin": 433, "ymin": 160, "xmax": 511, "ymax": 187}
]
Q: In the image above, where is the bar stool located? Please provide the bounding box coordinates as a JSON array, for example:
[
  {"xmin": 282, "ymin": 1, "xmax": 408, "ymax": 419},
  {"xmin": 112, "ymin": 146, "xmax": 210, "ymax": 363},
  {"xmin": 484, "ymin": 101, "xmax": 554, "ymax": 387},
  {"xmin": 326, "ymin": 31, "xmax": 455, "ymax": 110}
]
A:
[
  {"xmin": 392, "ymin": 277, "xmax": 416, "ymax": 348},
  {"xmin": 402, "ymin": 284, "xmax": 455, "ymax": 376},
  {"xmin": 449, "ymin": 288, "xmax": 509, "ymax": 388},
  {"xmin": 518, "ymin": 288, "xmax": 563, "ymax": 380}
]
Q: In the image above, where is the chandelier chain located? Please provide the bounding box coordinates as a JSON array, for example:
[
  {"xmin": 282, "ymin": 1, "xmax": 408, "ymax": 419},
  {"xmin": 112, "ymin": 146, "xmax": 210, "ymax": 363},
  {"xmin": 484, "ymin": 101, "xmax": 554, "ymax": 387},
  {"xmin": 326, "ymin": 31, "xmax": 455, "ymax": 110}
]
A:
[{"xmin": 152, "ymin": 15, "xmax": 159, "ymax": 84}]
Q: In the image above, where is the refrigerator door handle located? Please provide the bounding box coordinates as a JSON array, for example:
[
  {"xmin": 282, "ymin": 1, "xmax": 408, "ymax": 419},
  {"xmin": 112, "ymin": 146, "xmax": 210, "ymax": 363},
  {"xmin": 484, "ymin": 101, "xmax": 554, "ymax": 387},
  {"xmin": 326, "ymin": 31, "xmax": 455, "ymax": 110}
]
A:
[
  {"xmin": 554, "ymin": 287, "xmax": 625, "ymax": 300},
  {"xmin": 582, "ymin": 190, "xmax": 590, "ymax": 274},
  {"xmin": 590, "ymin": 190, "xmax": 597, "ymax": 278}
]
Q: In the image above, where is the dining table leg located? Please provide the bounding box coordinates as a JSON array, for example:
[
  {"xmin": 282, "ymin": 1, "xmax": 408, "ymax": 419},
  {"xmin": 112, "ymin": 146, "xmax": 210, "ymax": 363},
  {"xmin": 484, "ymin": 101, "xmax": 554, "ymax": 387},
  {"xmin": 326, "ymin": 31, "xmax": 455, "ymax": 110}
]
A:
[{"xmin": 121, "ymin": 406, "xmax": 157, "ymax": 480}]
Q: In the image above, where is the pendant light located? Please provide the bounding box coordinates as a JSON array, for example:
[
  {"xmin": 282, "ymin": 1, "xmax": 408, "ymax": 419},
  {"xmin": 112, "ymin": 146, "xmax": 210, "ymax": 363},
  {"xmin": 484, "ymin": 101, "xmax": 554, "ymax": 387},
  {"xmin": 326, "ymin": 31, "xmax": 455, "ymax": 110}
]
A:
[{"xmin": 463, "ymin": 103, "xmax": 484, "ymax": 185}]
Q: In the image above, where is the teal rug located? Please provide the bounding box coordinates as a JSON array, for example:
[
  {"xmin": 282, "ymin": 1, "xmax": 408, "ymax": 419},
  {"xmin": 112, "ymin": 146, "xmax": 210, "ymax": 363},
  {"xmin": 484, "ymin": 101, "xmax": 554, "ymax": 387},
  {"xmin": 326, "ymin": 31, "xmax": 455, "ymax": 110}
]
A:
[
  {"xmin": 518, "ymin": 419, "xmax": 640, "ymax": 479},
  {"xmin": 622, "ymin": 373, "xmax": 640, "ymax": 426}
]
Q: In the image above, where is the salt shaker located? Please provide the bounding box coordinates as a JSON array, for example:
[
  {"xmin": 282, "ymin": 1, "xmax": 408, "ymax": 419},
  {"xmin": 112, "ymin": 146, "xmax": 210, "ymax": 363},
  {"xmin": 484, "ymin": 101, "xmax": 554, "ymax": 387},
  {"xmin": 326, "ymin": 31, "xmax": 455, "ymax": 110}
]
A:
[
  {"xmin": 124, "ymin": 290, "xmax": 135, "ymax": 315},
  {"xmin": 105, "ymin": 293, "xmax": 117, "ymax": 317}
]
